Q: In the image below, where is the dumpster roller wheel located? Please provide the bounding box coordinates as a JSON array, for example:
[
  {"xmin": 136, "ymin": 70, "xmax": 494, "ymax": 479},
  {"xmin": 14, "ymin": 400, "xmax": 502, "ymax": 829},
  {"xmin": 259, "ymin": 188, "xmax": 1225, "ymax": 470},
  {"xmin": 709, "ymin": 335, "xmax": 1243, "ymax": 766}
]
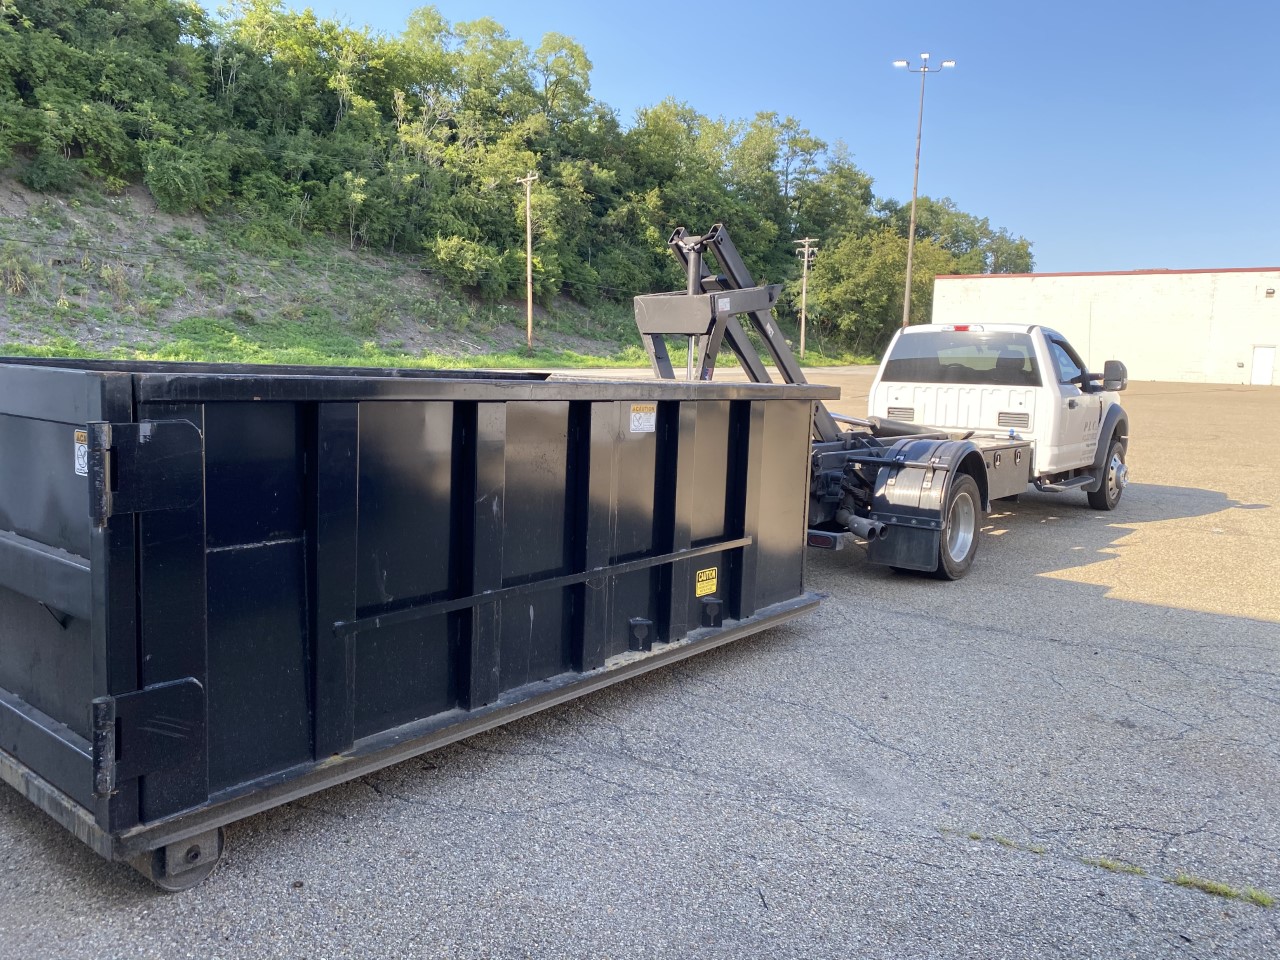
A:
[{"xmin": 130, "ymin": 827, "xmax": 225, "ymax": 891}]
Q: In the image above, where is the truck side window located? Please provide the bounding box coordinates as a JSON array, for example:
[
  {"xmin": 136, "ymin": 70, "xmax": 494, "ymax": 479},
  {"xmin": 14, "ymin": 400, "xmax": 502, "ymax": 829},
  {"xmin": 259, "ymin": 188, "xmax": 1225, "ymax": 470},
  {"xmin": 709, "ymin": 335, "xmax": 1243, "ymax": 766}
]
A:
[{"xmin": 1048, "ymin": 340, "xmax": 1085, "ymax": 386}]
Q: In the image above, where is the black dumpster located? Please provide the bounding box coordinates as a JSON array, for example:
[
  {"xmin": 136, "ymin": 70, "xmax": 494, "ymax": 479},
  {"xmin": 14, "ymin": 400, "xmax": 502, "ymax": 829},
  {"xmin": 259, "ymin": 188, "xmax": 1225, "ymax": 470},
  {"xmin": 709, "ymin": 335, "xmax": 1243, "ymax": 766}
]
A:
[{"xmin": 0, "ymin": 357, "xmax": 834, "ymax": 887}]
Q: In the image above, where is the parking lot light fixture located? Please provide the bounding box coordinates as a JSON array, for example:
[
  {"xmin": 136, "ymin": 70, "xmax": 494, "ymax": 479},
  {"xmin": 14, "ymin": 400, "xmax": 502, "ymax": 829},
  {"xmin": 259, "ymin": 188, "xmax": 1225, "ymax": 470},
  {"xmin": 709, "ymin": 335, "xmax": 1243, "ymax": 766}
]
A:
[{"xmin": 894, "ymin": 52, "xmax": 955, "ymax": 328}]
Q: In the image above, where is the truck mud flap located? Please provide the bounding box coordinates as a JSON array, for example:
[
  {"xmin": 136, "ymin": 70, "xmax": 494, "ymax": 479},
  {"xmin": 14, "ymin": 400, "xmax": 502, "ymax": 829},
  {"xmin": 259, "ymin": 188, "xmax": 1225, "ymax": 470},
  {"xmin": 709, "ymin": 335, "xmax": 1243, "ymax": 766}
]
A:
[
  {"xmin": 862, "ymin": 438, "xmax": 980, "ymax": 572},
  {"xmin": 866, "ymin": 526, "xmax": 941, "ymax": 571}
]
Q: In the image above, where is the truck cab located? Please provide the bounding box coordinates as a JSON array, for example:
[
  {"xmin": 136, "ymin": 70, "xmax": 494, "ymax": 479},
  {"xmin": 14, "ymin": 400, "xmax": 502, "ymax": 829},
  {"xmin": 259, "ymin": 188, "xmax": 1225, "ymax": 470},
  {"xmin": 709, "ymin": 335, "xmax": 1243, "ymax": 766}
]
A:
[{"xmin": 869, "ymin": 323, "xmax": 1130, "ymax": 508}]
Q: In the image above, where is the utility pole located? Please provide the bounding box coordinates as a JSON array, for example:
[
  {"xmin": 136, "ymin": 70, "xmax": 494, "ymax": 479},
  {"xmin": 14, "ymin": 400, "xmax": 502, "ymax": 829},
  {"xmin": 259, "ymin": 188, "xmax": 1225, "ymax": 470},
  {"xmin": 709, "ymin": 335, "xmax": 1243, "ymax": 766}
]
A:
[
  {"xmin": 794, "ymin": 238, "xmax": 818, "ymax": 358},
  {"xmin": 516, "ymin": 170, "xmax": 539, "ymax": 352},
  {"xmin": 893, "ymin": 53, "xmax": 954, "ymax": 328}
]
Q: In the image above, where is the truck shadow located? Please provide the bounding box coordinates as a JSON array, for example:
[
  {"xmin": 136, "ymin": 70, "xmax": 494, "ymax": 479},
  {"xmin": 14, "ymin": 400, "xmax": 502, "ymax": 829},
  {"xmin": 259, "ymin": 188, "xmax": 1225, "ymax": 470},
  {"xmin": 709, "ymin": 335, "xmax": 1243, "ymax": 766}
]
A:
[
  {"xmin": 980, "ymin": 480, "xmax": 1248, "ymax": 569},
  {"xmin": 820, "ymin": 479, "xmax": 1258, "ymax": 578}
]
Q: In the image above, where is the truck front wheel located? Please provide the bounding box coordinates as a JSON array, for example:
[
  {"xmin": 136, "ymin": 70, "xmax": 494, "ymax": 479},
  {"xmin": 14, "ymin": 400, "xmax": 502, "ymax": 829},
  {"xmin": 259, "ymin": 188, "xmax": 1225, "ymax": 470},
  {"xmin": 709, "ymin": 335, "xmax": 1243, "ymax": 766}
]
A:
[
  {"xmin": 1087, "ymin": 437, "xmax": 1127, "ymax": 511},
  {"xmin": 935, "ymin": 474, "xmax": 980, "ymax": 580}
]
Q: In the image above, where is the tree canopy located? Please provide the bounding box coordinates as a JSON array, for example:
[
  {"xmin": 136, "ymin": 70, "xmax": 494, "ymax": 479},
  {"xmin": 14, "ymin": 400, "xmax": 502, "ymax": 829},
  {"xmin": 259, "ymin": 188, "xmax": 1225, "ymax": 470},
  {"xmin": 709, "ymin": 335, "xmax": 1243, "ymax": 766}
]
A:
[{"xmin": 0, "ymin": 0, "xmax": 1034, "ymax": 352}]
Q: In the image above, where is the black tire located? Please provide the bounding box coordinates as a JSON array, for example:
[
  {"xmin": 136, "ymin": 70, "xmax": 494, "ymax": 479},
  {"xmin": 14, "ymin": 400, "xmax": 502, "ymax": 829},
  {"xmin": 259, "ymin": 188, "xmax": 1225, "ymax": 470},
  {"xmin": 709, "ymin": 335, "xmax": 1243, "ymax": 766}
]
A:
[
  {"xmin": 129, "ymin": 828, "xmax": 225, "ymax": 892},
  {"xmin": 933, "ymin": 474, "xmax": 981, "ymax": 580},
  {"xmin": 1087, "ymin": 437, "xmax": 1127, "ymax": 511}
]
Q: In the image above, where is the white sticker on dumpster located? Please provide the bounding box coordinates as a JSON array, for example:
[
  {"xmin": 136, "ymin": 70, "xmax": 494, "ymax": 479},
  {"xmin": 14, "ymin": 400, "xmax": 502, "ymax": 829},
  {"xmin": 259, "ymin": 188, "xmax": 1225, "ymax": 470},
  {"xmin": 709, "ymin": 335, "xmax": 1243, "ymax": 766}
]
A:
[
  {"xmin": 629, "ymin": 403, "xmax": 657, "ymax": 434},
  {"xmin": 73, "ymin": 429, "xmax": 89, "ymax": 477}
]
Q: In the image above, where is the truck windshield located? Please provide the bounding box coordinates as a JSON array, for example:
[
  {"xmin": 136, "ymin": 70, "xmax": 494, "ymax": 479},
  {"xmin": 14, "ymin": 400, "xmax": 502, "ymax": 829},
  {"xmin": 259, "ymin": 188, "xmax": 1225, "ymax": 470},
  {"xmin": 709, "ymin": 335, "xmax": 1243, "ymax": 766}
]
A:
[{"xmin": 881, "ymin": 330, "xmax": 1043, "ymax": 387}]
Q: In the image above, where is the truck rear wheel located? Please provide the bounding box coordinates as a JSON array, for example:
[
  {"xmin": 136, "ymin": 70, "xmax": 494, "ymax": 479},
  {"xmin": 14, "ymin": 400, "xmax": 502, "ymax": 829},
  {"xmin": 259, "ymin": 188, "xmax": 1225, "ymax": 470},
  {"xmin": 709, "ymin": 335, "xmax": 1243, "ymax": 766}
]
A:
[
  {"xmin": 934, "ymin": 474, "xmax": 980, "ymax": 580},
  {"xmin": 1087, "ymin": 437, "xmax": 1127, "ymax": 511}
]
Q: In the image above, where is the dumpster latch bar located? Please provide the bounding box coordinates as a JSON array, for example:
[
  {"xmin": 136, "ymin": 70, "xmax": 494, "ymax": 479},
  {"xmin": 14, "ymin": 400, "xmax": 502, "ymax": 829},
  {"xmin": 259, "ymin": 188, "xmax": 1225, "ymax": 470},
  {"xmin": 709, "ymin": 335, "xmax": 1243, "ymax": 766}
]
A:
[
  {"xmin": 87, "ymin": 420, "xmax": 204, "ymax": 526},
  {"xmin": 91, "ymin": 678, "xmax": 205, "ymax": 797}
]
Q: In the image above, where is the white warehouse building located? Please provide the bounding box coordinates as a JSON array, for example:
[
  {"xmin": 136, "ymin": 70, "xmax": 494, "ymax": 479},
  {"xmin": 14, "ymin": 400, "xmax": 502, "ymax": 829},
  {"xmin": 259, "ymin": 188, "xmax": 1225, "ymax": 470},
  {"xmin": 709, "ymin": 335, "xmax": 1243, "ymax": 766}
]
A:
[{"xmin": 931, "ymin": 267, "xmax": 1280, "ymax": 385}]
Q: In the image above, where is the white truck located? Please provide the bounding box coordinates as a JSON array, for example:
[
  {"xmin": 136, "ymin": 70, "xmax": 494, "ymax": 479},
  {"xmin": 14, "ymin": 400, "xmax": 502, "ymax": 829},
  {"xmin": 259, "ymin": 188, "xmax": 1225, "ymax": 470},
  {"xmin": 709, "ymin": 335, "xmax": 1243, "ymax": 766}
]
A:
[
  {"xmin": 871, "ymin": 323, "xmax": 1130, "ymax": 505},
  {"xmin": 856, "ymin": 322, "xmax": 1130, "ymax": 575},
  {"xmin": 632, "ymin": 225, "xmax": 1130, "ymax": 580}
]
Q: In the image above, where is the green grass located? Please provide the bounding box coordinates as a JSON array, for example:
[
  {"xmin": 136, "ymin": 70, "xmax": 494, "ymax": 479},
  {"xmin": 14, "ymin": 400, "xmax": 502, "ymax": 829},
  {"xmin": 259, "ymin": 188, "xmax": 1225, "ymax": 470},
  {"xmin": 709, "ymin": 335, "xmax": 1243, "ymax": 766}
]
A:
[
  {"xmin": 0, "ymin": 181, "xmax": 880, "ymax": 372},
  {"xmin": 1242, "ymin": 887, "xmax": 1276, "ymax": 908},
  {"xmin": 942, "ymin": 829, "xmax": 1049, "ymax": 855},
  {"xmin": 0, "ymin": 328, "xmax": 659, "ymax": 371},
  {"xmin": 1083, "ymin": 857, "xmax": 1145, "ymax": 876},
  {"xmin": 1170, "ymin": 873, "xmax": 1274, "ymax": 907},
  {"xmin": 935, "ymin": 825, "xmax": 1275, "ymax": 911},
  {"xmin": 1172, "ymin": 873, "xmax": 1238, "ymax": 899},
  {"xmin": 0, "ymin": 316, "xmax": 867, "ymax": 373}
]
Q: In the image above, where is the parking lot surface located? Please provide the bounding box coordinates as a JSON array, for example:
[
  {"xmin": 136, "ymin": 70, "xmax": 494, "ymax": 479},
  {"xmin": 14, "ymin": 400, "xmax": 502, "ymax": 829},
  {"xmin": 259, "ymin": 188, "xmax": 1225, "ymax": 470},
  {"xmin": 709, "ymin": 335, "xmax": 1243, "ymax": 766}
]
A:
[{"xmin": 1, "ymin": 375, "xmax": 1277, "ymax": 959}]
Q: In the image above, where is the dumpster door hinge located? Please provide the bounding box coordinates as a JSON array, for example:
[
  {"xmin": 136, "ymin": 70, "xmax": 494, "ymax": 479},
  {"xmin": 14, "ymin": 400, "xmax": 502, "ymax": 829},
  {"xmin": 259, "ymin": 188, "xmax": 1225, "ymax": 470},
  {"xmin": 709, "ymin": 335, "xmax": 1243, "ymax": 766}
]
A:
[
  {"xmin": 87, "ymin": 420, "xmax": 204, "ymax": 526},
  {"xmin": 91, "ymin": 678, "xmax": 205, "ymax": 797}
]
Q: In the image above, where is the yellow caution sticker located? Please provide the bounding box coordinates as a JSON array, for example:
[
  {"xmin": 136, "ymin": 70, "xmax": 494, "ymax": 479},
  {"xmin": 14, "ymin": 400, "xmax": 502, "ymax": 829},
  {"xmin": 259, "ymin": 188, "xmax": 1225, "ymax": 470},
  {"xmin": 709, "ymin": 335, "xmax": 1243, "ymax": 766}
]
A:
[
  {"xmin": 629, "ymin": 403, "xmax": 657, "ymax": 433},
  {"xmin": 73, "ymin": 429, "xmax": 89, "ymax": 477},
  {"xmin": 695, "ymin": 566, "xmax": 718, "ymax": 598}
]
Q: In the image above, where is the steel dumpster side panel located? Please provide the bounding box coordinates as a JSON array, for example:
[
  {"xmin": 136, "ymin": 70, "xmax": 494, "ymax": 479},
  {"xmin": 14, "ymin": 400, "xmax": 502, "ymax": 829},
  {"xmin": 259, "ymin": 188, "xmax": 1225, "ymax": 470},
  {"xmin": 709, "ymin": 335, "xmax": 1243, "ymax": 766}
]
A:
[
  {"xmin": 0, "ymin": 367, "xmax": 136, "ymax": 822},
  {"xmin": 755, "ymin": 399, "xmax": 817, "ymax": 609},
  {"xmin": 203, "ymin": 401, "xmax": 312, "ymax": 791},
  {"xmin": 0, "ymin": 358, "xmax": 835, "ymax": 868}
]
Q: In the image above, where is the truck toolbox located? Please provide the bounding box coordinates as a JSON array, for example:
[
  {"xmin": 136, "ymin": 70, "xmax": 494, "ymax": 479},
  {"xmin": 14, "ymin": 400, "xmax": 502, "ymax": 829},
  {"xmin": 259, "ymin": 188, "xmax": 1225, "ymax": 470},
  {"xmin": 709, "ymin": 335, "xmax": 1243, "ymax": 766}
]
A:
[{"xmin": 0, "ymin": 357, "xmax": 835, "ymax": 888}]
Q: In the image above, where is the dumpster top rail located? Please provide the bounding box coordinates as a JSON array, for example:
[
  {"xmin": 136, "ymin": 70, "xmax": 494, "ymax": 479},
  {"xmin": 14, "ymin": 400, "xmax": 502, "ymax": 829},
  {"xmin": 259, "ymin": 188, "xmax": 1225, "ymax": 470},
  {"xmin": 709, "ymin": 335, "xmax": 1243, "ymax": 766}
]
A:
[{"xmin": 0, "ymin": 356, "xmax": 839, "ymax": 405}]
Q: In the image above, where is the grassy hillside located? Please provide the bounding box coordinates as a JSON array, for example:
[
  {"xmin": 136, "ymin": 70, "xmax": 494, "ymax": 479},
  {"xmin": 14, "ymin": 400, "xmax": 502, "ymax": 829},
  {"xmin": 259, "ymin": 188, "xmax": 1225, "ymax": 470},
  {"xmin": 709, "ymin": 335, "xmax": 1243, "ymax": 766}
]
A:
[
  {"xmin": 0, "ymin": 178, "xmax": 652, "ymax": 367},
  {"xmin": 0, "ymin": 179, "xmax": 866, "ymax": 369}
]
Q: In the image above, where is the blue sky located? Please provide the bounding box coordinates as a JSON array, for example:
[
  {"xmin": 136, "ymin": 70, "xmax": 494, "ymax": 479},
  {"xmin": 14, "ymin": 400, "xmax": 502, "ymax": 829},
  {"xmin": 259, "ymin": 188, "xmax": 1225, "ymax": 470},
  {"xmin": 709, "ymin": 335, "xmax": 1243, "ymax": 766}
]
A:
[{"xmin": 283, "ymin": 1, "xmax": 1279, "ymax": 273}]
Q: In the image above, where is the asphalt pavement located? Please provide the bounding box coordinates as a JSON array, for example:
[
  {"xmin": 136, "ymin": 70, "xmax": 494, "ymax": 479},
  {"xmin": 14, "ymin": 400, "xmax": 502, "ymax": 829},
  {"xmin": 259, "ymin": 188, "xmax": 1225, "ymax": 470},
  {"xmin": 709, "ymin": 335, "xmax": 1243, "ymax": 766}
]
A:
[{"xmin": 0, "ymin": 376, "xmax": 1277, "ymax": 959}]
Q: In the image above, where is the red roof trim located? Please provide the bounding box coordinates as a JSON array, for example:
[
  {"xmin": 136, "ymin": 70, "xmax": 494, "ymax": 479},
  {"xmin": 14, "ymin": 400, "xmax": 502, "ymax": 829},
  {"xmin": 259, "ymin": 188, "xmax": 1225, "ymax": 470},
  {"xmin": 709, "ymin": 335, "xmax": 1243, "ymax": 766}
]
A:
[{"xmin": 936, "ymin": 266, "xmax": 1280, "ymax": 280}]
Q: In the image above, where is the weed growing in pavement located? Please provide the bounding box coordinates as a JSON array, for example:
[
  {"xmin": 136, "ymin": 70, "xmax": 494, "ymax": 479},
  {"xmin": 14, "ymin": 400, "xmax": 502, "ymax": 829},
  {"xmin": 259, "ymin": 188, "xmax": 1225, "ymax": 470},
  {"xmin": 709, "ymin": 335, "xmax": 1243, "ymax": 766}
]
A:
[
  {"xmin": 1170, "ymin": 873, "xmax": 1274, "ymax": 907},
  {"xmin": 1083, "ymin": 857, "xmax": 1145, "ymax": 875},
  {"xmin": 1242, "ymin": 887, "xmax": 1276, "ymax": 908},
  {"xmin": 1172, "ymin": 873, "xmax": 1238, "ymax": 898},
  {"xmin": 939, "ymin": 828, "xmax": 1274, "ymax": 910}
]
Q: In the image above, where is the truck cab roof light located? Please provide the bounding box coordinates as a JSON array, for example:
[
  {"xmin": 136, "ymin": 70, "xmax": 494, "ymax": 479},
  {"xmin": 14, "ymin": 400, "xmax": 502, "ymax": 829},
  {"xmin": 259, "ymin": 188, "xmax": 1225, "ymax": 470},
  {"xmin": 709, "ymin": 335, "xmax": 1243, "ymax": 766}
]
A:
[{"xmin": 942, "ymin": 324, "xmax": 984, "ymax": 332}]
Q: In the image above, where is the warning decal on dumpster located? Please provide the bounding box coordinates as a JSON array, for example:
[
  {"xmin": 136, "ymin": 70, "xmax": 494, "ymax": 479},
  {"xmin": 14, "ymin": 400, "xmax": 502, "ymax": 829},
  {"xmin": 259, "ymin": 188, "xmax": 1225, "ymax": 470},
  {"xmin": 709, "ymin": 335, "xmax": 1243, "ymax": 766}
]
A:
[
  {"xmin": 695, "ymin": 566, "xmax": 718, "ymax": 598},
  {"xmin": 629, "ymin": 403, "xmax": 657, "ymax": 433},
  {"xmin": 73, "ymin": 429, "xmax": 88, "ymax": 477}
]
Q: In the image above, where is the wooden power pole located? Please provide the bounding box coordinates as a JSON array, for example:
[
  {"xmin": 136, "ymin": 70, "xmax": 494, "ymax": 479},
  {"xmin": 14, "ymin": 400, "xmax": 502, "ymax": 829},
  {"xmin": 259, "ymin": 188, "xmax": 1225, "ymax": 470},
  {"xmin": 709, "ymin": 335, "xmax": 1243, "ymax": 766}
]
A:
[
  {"xmin": 516, "ymin": 170, "xmax": 539, "ymax": 352},
  {"xmin": 794, "ymin": 237, "xmax": 818, "ymax": 358}
]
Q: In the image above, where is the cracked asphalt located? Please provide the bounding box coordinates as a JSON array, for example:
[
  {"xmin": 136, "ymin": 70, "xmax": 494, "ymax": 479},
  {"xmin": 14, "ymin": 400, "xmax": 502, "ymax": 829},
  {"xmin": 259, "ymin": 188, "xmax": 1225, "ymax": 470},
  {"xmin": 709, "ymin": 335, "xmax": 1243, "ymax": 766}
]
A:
[{"xmin": 1, "ymin": 377, "xmax": 1278, "ymax": 959}]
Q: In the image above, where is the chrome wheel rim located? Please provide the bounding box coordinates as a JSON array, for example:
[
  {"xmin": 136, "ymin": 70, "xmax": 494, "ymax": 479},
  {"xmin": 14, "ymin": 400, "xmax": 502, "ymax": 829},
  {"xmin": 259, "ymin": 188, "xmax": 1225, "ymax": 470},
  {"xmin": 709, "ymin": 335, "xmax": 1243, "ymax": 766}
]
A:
[
  {"xmin": 1108, "ymin": 451, "xmax": 1127, "ymax": 501},
  {"xmin": 945, "ymin": 491, "xmax": 976, "ymax": 562}
]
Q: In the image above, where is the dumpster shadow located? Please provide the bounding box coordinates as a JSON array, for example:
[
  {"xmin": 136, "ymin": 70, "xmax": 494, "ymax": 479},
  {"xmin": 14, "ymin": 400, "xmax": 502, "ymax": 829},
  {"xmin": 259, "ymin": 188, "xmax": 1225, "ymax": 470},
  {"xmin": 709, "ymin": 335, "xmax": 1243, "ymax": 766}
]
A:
[
  {"xmin": 2, "ymin": 482, "xmax": 1276, "ymax": 906},
  {"xmin": 0, "ymin": 786, "xmax": 158, "ymax": 901},
  {"xmin": 2, "ymin": 584, "xmax": 1278, "ymax": 948}
]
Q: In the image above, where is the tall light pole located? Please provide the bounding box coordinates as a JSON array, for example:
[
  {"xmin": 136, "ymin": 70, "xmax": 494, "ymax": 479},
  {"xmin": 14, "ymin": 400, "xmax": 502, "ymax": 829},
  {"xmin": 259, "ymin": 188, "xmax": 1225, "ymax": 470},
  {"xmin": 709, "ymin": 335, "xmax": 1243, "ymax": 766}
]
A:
[
  {"xmin": 794, "ymin": 237, "xmax": 818, "ymax": 358},
  {"xmin": 893, "ymin": 52, "xmax": 954, "ymax": 328},
  {"xmin": 516, "ymin": 169, "xmax": 539, "ymax": 352}
]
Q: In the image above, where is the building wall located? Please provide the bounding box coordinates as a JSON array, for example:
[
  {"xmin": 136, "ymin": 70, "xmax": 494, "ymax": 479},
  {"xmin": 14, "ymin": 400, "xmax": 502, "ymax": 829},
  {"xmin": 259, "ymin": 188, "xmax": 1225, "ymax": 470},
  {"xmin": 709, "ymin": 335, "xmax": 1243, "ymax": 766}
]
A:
[{"xmin": 932, "ymin": 269, "xmax": 1280, "ymax": 384}]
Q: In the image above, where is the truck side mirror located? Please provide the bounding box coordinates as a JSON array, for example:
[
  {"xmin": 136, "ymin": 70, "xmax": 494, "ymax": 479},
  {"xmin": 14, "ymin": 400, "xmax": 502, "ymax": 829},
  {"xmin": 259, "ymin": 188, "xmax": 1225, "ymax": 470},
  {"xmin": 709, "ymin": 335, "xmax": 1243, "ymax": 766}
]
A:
[{"xmin": 1102, "ymin": 360, "xmax": 1128, "ymax": 392}]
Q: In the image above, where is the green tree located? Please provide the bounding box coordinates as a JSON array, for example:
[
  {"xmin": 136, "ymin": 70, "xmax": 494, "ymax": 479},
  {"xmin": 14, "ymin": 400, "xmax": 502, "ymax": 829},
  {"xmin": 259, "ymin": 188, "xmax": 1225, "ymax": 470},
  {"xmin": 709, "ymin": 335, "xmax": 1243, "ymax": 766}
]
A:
[
  {"xmin": 0, "ymin": 0, "xmax": 1033, "ymax": 320},
  {"xmin": 811, "ymin": 228, "xmax": 956, "ymax": 353}
]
